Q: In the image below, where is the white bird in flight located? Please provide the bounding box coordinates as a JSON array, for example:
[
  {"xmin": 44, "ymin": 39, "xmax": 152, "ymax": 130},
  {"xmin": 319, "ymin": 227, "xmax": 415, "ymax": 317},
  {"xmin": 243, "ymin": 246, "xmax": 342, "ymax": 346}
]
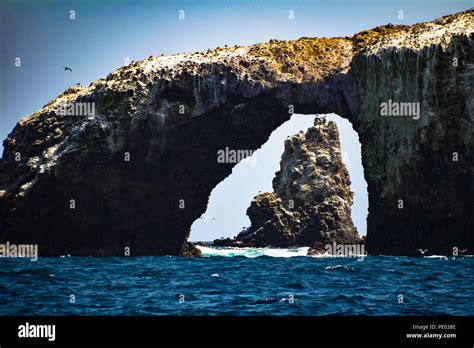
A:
[
  {"xmin": 199, "ymin": 216, "xmax": 215, "ymax": 220},
  {"xmin": 416, "ymin": 249, "xmax": 428, "ymax": 255}
]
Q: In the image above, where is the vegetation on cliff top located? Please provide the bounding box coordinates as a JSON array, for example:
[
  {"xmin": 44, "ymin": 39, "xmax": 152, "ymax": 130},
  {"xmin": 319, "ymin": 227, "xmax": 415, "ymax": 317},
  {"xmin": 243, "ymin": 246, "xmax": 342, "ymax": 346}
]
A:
[
  {"xmin": 352, "ymin": 24, "xmax": 408, "ymax": 50},
  {"xmin": 247, "ymin": 37, "xmax": 352, "ymax": 79}
]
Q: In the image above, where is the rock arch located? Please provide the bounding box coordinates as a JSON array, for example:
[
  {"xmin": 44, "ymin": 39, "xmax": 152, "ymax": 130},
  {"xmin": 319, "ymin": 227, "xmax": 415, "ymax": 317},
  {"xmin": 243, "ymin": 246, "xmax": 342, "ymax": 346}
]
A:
[{"xmin": 0, "ymin": 9, "xmax": 472, "ymax": 256}]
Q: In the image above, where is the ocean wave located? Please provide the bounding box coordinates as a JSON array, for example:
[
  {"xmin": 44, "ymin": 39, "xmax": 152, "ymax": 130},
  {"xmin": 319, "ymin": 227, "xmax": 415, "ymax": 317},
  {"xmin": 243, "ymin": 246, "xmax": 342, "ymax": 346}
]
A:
[
  {"xmin": 196, "ymin": 246, "xmax": 310, "ymax": 258},
  {"xmin": 324, "ymin": 265, "xmax": 354, "ymax": 271},
  {"xmin": 424, "ymin": 255, "xmax": 449, "ymax": 260},
  {"xmin": 1, "ymin": 255, "xmax": 473, "ymax": 315}
]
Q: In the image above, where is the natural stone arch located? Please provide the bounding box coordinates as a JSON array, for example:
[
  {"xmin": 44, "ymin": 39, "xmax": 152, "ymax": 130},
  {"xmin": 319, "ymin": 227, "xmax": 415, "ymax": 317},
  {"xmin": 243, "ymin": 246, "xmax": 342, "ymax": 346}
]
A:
[{"xmin": 0, "ymin": 9, "xmax": 472, "ymax": 256}]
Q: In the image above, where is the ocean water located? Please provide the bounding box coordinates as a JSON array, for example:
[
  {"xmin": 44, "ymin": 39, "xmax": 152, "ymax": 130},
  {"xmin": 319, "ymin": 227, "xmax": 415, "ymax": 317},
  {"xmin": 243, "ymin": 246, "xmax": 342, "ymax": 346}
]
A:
[{"xmin": 0, "ymin": 247, "xmax": 472, "ymax": 316}]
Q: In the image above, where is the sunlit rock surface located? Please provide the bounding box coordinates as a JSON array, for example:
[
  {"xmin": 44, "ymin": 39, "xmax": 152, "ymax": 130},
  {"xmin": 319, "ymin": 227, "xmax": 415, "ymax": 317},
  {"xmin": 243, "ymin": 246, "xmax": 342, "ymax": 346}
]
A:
[
  {"xmin": 214, "ymin": 117, "xmax": 361, "ymax": 250},
  {"xmin": 0, "ymin": 9, "xmax": 472, "ymax": 255}
]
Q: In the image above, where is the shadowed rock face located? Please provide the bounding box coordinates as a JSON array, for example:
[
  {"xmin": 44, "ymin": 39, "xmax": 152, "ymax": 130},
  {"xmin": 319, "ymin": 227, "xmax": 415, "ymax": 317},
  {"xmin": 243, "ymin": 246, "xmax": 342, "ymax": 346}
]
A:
[
  {"xmin": 0, "ymin": 9, "xmax": 472, "ymax": 256},
  {"xmin": 214, "ymin": 117, "xmax": 361, "ymax": 249}
]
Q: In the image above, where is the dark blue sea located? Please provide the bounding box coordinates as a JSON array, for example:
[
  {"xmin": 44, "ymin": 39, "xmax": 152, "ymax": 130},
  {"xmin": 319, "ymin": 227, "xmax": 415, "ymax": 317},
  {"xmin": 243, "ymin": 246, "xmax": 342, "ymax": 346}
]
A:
[{"xmin": 0, "ymin": 247, "xmax": 472, "ymax": 316}]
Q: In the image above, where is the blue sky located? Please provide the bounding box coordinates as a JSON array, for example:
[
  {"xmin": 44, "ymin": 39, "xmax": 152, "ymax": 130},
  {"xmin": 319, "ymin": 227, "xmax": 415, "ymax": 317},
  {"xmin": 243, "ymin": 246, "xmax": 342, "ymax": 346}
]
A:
[{"xmin": 0, "ymin": 0, "xmax": 471, "ymax": 241}]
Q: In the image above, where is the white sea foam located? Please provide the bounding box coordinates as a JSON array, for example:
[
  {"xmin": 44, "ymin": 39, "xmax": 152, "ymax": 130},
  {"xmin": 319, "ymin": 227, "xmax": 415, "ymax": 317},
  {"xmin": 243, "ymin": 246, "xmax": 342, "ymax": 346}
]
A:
[
  {"xmin": 196, "ymin": 246, "xmax": 310, "ymax": 258},
  {"xmin": 308, "ymin": 252, "xmax": 358, "ymax": 259},
  {"xmin": 324, "ymin": 265, "xmax": 353, "ymax": 271},
  {"xmin": 424, "ymin": 255, "xmax": 449, "ymax": 260}
]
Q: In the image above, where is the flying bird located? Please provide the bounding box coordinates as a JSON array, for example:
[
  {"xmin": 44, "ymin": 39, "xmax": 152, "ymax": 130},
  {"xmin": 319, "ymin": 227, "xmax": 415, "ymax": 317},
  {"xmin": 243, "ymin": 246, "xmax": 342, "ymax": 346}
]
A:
[
  {"xmin": 64, "ymin": 66, "xmax": 72, "ymax": 72},
  {"xmin": 199, "ymin": 216, "xmax": 216, "ymax": 220},
  {"xmin": 416, "ymin": 249, "xmax": 428, "ymax": 255}
]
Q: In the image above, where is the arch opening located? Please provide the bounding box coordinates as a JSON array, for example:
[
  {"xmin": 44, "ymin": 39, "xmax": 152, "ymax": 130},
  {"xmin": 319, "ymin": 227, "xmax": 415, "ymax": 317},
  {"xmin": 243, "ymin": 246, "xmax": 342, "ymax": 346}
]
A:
[{"xmin": 190, "ymin": 113, "xmax": 368, "ymax": 243}]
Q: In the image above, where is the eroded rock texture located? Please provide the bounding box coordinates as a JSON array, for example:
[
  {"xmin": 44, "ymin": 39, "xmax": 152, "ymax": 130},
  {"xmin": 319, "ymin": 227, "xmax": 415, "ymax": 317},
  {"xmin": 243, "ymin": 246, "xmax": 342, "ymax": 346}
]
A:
[
  {"xmin": 0, "ymin": 9, "xmax": 472, "ymax": 255},
  {"xmin": 351, "ymin": 14, "xmax": 474, "ymax": 255},
  {"xmin": 214, "ymin": 117, "xmax": 361, "ymax": 249}
]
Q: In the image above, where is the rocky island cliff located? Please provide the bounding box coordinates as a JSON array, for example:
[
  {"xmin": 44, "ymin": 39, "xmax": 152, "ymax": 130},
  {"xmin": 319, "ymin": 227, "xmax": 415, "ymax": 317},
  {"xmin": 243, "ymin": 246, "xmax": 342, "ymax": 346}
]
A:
[
  {"xmin": 214, "ymin": 117, "xmax": 361, "ymax": 251},
  {"xmin": 0, "ymin": 9, "xmax": 472, "ymax": 256}
]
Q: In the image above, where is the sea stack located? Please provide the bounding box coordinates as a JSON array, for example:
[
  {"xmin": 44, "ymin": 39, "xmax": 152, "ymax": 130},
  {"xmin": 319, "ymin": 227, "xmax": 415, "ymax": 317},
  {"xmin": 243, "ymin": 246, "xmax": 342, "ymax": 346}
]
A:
[{"xmin": 214, "ymin": 117, "xmax": 362, "ymax": 252}]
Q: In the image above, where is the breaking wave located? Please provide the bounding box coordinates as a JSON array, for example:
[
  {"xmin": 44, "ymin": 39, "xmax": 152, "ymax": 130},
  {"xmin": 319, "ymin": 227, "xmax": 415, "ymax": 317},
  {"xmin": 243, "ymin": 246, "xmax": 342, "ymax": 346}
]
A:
[
  {"xmin": 196, "ymin": 245, "xmax": 368, "ymax": 258},
  {"xmin": 196, "ymin": 246, "xmax": 310, "ymax": 258}
]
